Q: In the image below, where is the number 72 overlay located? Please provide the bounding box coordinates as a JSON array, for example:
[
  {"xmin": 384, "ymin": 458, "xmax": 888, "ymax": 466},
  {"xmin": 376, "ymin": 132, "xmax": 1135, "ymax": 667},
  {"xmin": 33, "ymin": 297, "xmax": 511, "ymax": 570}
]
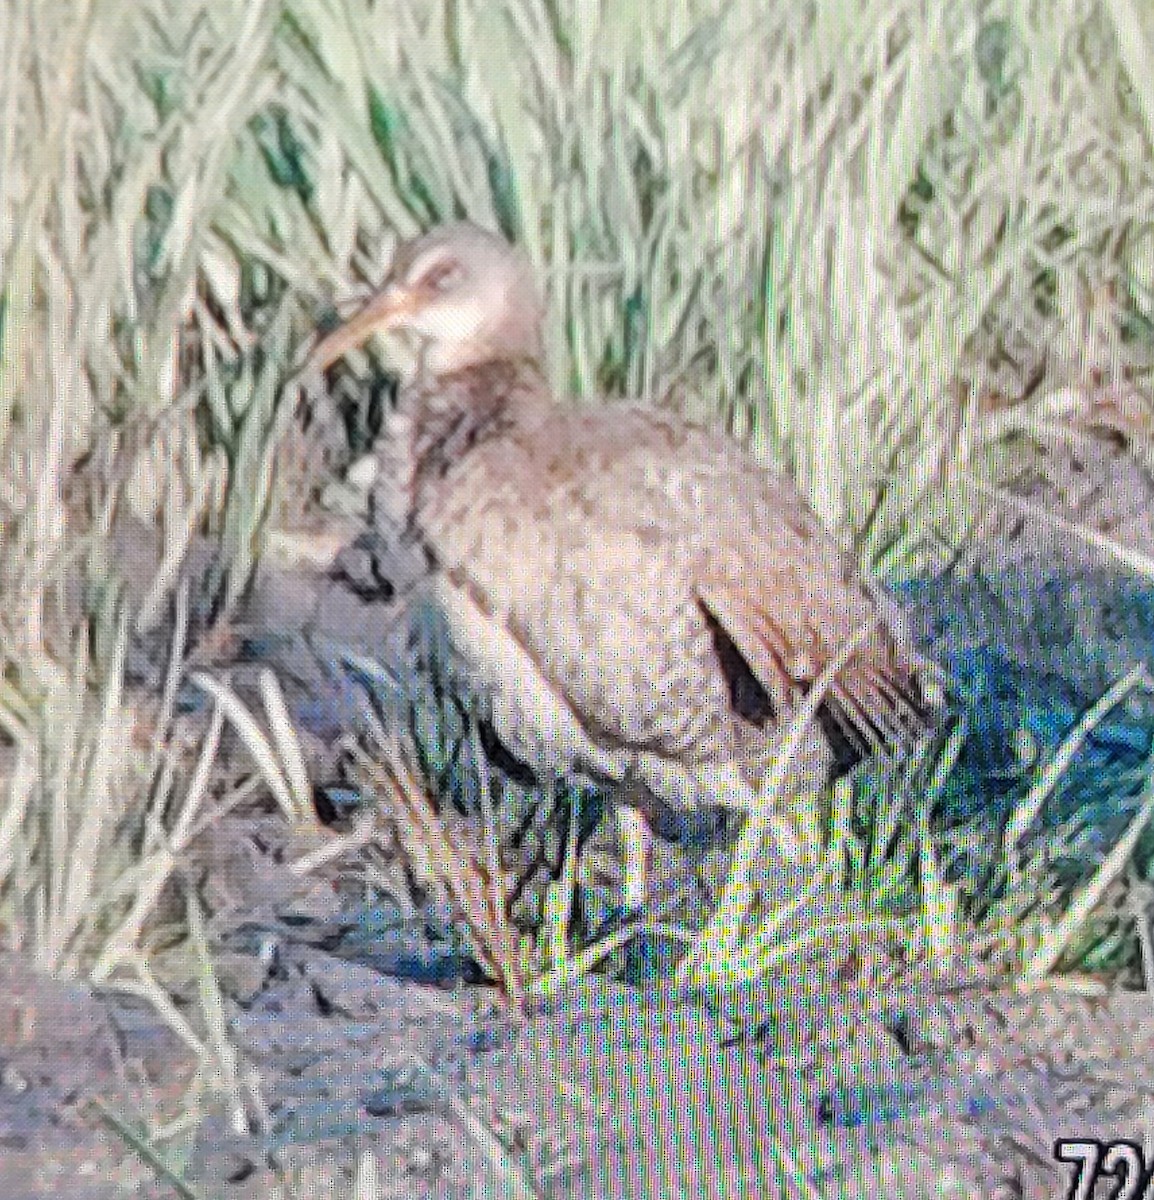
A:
[{"xmin": 1056, "ymin": 1140, "xmax": 1154, "ymax": 1200}]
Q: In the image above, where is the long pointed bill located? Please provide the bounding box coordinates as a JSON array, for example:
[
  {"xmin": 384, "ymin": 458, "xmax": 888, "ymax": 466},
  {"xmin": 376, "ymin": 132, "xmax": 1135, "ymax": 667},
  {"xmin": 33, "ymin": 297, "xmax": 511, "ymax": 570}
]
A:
[{"xmin": 309, "ymin": 283, "xmax": 416, "ymax": 370}]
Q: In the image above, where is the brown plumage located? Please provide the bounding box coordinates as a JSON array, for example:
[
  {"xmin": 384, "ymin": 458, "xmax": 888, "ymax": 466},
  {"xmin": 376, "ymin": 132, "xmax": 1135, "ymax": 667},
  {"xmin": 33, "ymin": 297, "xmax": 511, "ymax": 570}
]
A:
[{"xmin": 310, "ymin": 222, "xmax": 936, "ymax": 904}]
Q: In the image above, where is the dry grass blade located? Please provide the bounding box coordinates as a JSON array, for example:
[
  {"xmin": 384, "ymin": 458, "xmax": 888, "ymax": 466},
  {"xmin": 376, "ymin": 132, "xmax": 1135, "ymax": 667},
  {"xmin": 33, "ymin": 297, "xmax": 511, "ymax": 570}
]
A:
[
  {"xmin": 352, "ymin": 742, "xmax": 526, "ymax": 1009},
  {"xmin": 133, "ymin": 465, "xmax": 221, "ymax": 634},
  {"xmin": 187, "ymin": 671, "xmax": 305, "ymax": 823},
  {"xmin": 352, "ymin": 1151, "xmax": 382, "ymax": 1200},
  {"xmin": 1021, "ymin": 759, "xmax": 1154, "ymax": 985},
  {"xmin": 1003, "ymin": 664, "xmax": 1151, "ymax": 856},
  {"xmin": 963, "ymin": 473, "xmax": 1154, "ymax": 580},
  {"xmin": 87, "ymin": 1096, "xmax": 205, "ymax": 1200},
  {"xmin": 92, "ymin": 704, "xmax": 226, "ymax": 982},
  {"xmin": 256, "ymin": 667, "xmax": 314, "ymax": 818},
  {"xmin": 289, "ymin": 806, "xmax": 383, "ymax": 878}
]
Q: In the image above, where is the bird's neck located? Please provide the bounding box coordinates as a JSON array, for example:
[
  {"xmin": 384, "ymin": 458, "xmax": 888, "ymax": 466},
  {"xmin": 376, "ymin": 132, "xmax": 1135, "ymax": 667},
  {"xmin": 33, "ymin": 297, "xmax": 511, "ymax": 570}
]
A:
[{"xmin": 382, "ymin": 357, "xmax": 547, "ymax": 515}]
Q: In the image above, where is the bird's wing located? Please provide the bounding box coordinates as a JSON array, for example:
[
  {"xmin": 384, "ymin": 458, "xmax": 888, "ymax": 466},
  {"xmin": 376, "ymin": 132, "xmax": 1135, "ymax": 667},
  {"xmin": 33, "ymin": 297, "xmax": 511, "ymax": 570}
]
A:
[
  {"xmin": 693, "ymin": 522, "xmax": 933, "ymax": 763},
  {"xmin": 574, "ymin": 410, "xmax": 939, "ymax": 759}
]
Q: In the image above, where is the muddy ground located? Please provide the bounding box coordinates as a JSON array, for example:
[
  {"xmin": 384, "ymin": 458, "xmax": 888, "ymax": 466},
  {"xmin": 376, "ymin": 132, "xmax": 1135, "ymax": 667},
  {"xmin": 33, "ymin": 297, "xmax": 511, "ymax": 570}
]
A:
[{"xmin": 5, "ymin": 909, "xmax": 1154, "ymax": 1200}]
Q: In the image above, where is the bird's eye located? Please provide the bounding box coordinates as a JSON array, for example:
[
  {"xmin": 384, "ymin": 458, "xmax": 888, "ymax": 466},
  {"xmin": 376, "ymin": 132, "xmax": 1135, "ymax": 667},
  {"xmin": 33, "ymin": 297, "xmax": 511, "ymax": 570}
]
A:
[{"xmin": 421, "ymin": 260, "xmax": 464, "ymax": 293}]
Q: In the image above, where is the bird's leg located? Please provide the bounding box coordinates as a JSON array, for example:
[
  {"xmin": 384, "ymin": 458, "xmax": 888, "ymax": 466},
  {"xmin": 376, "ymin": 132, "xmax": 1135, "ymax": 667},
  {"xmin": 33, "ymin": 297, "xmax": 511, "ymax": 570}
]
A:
[{"xmin": 613, "ymin": 803, "xmax": 653, "ymax": 911}]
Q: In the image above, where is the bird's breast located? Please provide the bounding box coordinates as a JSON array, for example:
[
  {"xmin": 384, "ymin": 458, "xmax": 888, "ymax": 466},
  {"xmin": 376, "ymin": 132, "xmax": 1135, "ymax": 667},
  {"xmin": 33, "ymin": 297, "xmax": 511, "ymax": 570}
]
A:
[{"xmin": 430, "ymin": 574, "xmax": 631, "ymax": 784}]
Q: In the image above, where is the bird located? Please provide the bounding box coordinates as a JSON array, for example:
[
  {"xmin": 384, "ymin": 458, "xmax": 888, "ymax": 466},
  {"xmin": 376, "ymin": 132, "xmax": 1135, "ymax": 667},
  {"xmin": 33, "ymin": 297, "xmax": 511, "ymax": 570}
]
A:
[{"xmin": 307, "ymin": 221, "xmax": 938, "ymax": 909}]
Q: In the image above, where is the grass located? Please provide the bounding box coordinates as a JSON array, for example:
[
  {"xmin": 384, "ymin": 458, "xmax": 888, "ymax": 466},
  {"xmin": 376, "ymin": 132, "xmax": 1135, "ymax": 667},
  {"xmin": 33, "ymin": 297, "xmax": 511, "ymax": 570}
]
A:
[{"xmin": 5, "ymin": 0, "xmax": 1154, "ymax": 1189}]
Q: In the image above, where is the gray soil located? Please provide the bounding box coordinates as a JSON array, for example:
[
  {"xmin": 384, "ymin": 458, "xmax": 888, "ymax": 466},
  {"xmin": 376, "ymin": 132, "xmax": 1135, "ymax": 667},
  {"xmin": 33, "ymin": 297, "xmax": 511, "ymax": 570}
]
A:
[{"xmin": 6, "ymin": 916, "xmax": 1154, "ymax": 1200}]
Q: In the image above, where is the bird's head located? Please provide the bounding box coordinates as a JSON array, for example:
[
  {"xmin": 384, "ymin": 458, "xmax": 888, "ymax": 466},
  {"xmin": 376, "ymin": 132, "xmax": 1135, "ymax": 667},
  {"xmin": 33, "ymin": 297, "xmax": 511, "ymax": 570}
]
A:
[{"xmin": 311, "ymin": 222, "xmax": 544, "ymax": 377}]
